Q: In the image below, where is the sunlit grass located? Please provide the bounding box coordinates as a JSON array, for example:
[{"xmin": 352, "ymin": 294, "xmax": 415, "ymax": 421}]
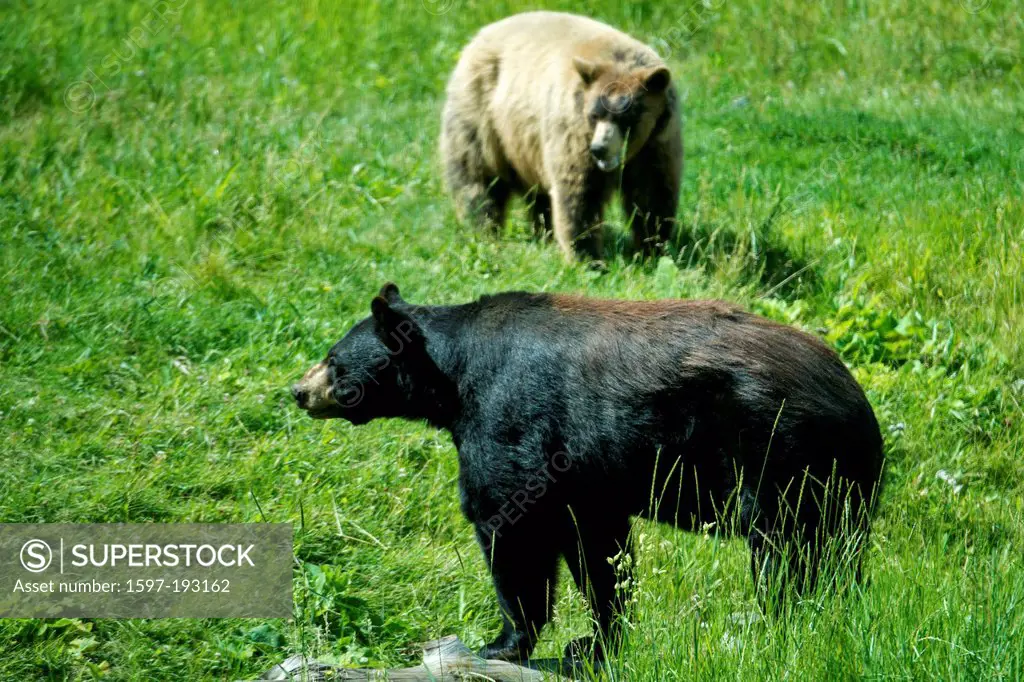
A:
[{"xmin": 0, "ymin": 0, "xmax": 1022, "ymax": 679}]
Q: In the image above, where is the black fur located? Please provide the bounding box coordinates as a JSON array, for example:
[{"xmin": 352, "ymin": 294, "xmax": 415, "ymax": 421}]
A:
[
  {"xmin": 623, "ymin": 88, "xmax": 680, "ymax": 256},
  {"xmin": 298, "ymin": 285, "xmax": 885, "ymax": 662}
]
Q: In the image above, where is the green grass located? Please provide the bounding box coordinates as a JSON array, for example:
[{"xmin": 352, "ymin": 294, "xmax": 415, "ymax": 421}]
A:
[{"xmin": 1, "ymin": 0, "xmax": 1023, "ymax": 678}]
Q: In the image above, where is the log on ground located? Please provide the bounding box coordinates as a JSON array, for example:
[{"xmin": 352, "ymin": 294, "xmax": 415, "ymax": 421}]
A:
[{"xmin": 245, "ymin": 635, "xmax": 578, "ymax": 681}]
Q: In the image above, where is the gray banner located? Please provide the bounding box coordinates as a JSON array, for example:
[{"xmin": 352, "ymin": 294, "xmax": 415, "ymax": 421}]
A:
[{"xmin": 0, "ymin": 524, "xmax": 292, "ymax": 618}]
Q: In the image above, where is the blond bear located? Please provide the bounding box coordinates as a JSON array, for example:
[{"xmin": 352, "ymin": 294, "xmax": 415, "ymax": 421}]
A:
[{"xmin": 441, "ymin": 11, "xmax": 683, "ymax": 261}]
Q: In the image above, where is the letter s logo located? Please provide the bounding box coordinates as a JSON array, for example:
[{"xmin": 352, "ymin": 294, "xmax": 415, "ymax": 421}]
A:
[{"xmin": 20, "ymin": 539, "xmax": 53, "ymax": 573}]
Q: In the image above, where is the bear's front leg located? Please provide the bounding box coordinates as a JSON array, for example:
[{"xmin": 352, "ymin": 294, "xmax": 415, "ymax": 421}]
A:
[
  {"xmin": 474, "ymin": 521, "xmax": 560, "ymax": 661},
  {"xmin": 622, "ymin": 119, "xmax": 682, "ymax": 257},
  {"xmin": 548, "ymin": 161, "xmax": 610, "ymax": 262},
  {"xmin": 563, "ymin": 512, "xmax": 634, "ymax": 663}
]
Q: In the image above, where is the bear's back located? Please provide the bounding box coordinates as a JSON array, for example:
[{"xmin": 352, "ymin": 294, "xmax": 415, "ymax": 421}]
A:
[
  {"xmin": 466, "ymin": 293, "xmax": 875, "ymax": 431},
  {"xmin": 462, "ymin": 12, "xmax": 660, "ymax": 77},
  {"xmin": 474, "ymin": 12, "xmax": 636, "ymax": 49}
]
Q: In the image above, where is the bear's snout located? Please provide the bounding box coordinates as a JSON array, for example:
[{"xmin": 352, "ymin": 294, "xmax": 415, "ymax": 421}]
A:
[
  {"xmin": 589, "ymin": 121, "xmax": 623, "ymax": 172},
  {"xmin": 291, "ymin": 361, "xmax": 339, "ymax": 417},
  {"xmin": 589, "ymin": 142, "xmax": 617, "ymax": 170}
]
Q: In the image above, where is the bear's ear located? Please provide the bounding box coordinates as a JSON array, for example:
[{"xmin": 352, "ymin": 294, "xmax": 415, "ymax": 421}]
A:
[
  {"xmin": 642, "ymin": 66, "xmax": 671, "ymax": 94},
  {"xmin": 573, "ymin": 56, "xmax": 603, "ymax": 86},
  {"xmin": 371, "ymin": 295, "xmax": 424, "ymax": 355},
  {"xmin": 378, "ymin": 282, "xmax": 404, "ymax": 305}
]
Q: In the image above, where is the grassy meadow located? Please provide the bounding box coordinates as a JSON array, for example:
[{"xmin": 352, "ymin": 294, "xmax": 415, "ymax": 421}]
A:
[{"xmin": 2, "ymin": 0, "xmax": 1023, "ymax": 678}]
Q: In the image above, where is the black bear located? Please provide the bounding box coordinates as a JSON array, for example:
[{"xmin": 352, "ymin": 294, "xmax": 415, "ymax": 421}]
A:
[{"xmin": 292, "ymin": 284, "xmax": 884, "ymax": 662}]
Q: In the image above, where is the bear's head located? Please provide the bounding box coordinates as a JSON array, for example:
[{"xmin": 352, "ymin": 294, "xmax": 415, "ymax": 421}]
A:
[
  {"xmin": 291, "ymin": 283, "xmax": 452, "ymax": 426},
  {"xmin": 572, "ymin": 54, "xmax": 672, "ymax": 172}
]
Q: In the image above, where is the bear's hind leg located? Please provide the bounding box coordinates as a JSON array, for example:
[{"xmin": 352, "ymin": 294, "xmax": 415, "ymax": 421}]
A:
[
  {"xmin": 748, "ymin": 523, "xmax": 823, "ymax": 614},
  {"xmin": 476, "ymin": 523, "xmax": 559, "ymax": 662},
  {"xmin": 526, "ymin": 189, "xmax": 552, "ymax": 238},
  {"xmin": 749, "ymin": 474, "xmax": 873, "ymax": 610},
  {"xmin": 442, "ymin": 110, "xmax": 510, "ymax": 233},
  {"xmin": 450, "ymin": 174, "xmax": 511, "ymax": 234},
  {"xmin": 563, "ymin": 513, "xmax": 633, "ymax": 662},
  {"xmin": 749, "ymin": 531, "xmax": 792, "ymax": 613}
]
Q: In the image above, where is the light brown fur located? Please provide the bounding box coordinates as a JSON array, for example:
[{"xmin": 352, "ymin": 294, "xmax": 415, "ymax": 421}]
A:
[
  {"xmin": 441, "ymin": 12, "xmax": 683, "ymax": 261},
  {"xmin": 292, "ymin": 361, "xmax": 337, "ymax": 417}
]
